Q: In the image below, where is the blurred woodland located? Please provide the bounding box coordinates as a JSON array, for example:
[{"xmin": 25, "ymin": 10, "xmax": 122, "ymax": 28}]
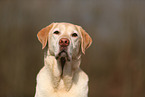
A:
[{"xmin": 0, "ymin": 0, "xmax": 145, "ymax": 97}]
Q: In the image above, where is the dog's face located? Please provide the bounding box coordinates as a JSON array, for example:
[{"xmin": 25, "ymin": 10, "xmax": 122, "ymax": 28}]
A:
[
  {"xmin": 37, "ymin": 22, "xmax": 92, "ymax": 61},
  {"xmin": 49, "ymin": 23, "xmax": 82, "ymax": 61}
]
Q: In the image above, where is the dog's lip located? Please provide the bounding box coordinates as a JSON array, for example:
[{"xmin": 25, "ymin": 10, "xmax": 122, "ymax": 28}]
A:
[
  {"xmin": 60, "ymin": 46, "xmax": 67, "ymax": 52},
  {"xmin": 55, "ymin": 50, "xmax": 70, "ymax": 61},
  {"xmin": 60, "ymin": 57, "xmax": 66, "ymax": 72},
  {"xmin": 55, "ymin": 50, "xmax": 69, "ymax": 76}
]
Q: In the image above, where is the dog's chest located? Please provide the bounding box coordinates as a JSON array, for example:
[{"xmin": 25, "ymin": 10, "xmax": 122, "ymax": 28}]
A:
[
  {"xmin": 35, "ymin": 66, "xmax": 88, "ymax": 97},
  {"xmin": 57, "ymin": 79, "xmax": 66, "ymax": 90}
]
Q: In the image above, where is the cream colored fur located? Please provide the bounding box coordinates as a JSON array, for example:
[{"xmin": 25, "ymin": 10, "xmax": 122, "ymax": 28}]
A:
[{"xmin": 35, "ymin": 22, "xmax": 92, "ymax": 97}]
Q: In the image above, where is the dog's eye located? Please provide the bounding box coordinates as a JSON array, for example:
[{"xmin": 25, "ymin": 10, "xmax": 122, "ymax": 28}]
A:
[
  {"xmin": 54, "ymin": 31, "xmax": 60, "ymax": 34},
  {"xmin": 72, "ymin": 33, "xmax": 78, "ymax": 37}
]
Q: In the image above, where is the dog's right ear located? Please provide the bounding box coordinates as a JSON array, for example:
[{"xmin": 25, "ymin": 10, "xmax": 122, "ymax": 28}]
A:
[{"xmin": 37, "ymin": 23, "xmax": 54, "ymax": 49}]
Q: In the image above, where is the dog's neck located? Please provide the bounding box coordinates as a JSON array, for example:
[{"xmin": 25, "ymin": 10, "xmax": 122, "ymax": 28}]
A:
[{"xmin": 44, "ymin": 51, "xmax": 81, "ymax": 91}]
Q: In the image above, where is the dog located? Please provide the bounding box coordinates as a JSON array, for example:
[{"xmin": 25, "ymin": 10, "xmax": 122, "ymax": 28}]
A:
[{"xmin": 35, "ymin": 22, "xmax": 92, "ymax": 97}]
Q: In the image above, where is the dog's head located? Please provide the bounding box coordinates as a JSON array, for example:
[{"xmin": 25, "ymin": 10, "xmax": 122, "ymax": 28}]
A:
[{"xmin": 37, "ymin": 22, "xmax": 92, "ymax": 61}]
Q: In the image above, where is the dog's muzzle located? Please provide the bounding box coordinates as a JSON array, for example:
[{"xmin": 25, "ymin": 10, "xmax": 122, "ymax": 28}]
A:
[
  {"xmin": 56, "ymin": 38, "xmax": 70, "ymax": 60},
  {"xmin": 55, "ymin": 38, "xmax": 70, "ymax": 74}
]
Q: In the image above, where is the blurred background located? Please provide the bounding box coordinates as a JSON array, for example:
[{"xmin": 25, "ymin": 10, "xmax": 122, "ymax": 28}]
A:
[{"xmin": 0, "ymin": 0, "xmax": 145, "ymax": 97}]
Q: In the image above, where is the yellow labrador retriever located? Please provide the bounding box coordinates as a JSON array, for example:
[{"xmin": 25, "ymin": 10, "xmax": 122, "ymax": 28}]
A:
[{"xmin": 35, "ymin": 22, "xmax": 92, "ymax": 97}]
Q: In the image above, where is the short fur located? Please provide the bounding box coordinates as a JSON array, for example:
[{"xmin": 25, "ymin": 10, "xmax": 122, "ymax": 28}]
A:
[{"xmin": 35, "ymin": 22, "xmax": 92, "ymax": 97}]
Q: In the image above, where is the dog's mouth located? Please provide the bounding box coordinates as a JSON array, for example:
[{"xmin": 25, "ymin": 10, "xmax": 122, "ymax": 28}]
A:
[{"xmin": 56, "ymin": 50, "xmax": 70, "ymax": 74}]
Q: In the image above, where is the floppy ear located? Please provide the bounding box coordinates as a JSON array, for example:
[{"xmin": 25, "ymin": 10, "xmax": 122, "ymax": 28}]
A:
[
  {"xmin": 77, "ymin": 26, "xmax": 92, "ymax": 54},
  {"xmin": 37, "ymin": 23, "xmax": 54, "ymax": 49}
]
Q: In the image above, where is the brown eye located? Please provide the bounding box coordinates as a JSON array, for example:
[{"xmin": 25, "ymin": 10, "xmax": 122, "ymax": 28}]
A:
[
  {"xmin": 72, "ymin": 33, "xmax": 78, "ymax": 37},
  {"xmin": 54, "ymin": 31, "xmax": 60, "ymax": 34}
]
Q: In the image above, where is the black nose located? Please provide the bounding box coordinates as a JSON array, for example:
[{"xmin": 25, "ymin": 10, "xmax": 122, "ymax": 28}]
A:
[{"xmin": 59, "ymin": 38, "xmax": 70, "ymax": 46}]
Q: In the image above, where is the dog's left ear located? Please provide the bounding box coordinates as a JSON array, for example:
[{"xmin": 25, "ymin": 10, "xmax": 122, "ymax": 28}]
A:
[
  {"xmin": 77, "ymin": 26, "xmax": 92, "ymax": 54},
  {"xmin": 37, "ymin": 23, "xmax": 54, "ymax": 49}
]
